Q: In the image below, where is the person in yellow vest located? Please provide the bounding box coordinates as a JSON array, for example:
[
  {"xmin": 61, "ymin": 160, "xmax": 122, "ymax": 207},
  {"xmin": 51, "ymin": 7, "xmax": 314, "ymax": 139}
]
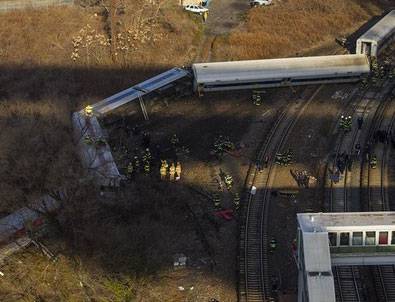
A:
[
  {"xmin": 175, "ymin": 162, "xmax": 182, "ymax": 181},
  {"xmin": 160, "ymin": 163, "xmax": 167, "ymax": 180},
  {"xmin": 202, "ymin": 11, "xmax": 208, "ymax": 22},
  {"xmin": 169, "ymin": 162, "xmax": 176, "ymax": 182},
  {"xmin": 84, "ymin": 105, "xmax": 93, "ymax": 117},
  {"xmin": 162, "ymin": 159, "xmax": 169, "ymax": 170}
]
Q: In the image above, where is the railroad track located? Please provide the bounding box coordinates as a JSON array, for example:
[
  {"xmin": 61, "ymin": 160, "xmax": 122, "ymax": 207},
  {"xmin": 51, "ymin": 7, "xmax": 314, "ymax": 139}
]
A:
[
  {"xmin": 363, "ymin": 85, "xmax": 395, "ymax": 302},
  {"xmin": 328, "ymin": 82, "xmax": 372, "ymax": 302},
  {"xmin": 328, "ymin": 50, "xmax": 395, "ymax": 301},
  {"xmin": 239, "ymin": 86, "xmax": 323, "ymax": 302},
  {"xmin": 334, "ymin": 266, "xmax": 362, "ymax": 302},
  {"xmin": 328, "ymin": 72, "xmax": 393, "ymax": 301}
]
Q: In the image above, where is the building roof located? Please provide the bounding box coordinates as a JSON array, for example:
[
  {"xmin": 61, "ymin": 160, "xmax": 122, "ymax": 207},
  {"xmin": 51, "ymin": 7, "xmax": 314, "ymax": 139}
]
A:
[
  {"xmin": 192, "ymin": 54, "xmax": 370, "ymax": 84},
  {"xmin": 358, "ymin": 10, "xmax": 395, "ymax": 43},
  {"xmin": 298, "ymin": 212, "xmax": 395, "ymax": 232}
]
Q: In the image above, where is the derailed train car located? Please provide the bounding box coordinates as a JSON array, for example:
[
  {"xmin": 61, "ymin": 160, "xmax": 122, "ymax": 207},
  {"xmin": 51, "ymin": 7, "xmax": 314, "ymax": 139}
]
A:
[
  {"xmin": 0, "ymin": 195, "xmax": 60, "ymax": 246},
  {"xmin": 191, "ymin": 54, "xmax": 370, "ymax": 93},
  {"xmin": 356, "ymin": 10, "xmax": 395, "ymax": 57}
]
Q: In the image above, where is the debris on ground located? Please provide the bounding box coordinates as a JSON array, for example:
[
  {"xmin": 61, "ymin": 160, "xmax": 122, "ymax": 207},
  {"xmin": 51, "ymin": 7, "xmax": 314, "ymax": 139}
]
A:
[
  {"xmin": 331, "ymin": 90, "xmax": 349, "ymax": 100},
  {"xmin": 174, "ymin": 253, "xmax": 188, "ymax": 269}
]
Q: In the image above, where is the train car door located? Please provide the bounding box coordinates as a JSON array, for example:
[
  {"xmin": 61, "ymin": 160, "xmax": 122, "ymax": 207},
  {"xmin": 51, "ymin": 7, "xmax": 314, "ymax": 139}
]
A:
[{"xmin": 361, "ymin": 42, "xmax": 372, "ymax": 56}]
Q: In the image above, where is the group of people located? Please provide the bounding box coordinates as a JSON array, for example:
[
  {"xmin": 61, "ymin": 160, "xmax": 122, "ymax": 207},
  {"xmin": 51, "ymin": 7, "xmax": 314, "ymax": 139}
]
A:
[
  {"xmin": 127, "ymin": 148, "xmax": 152, "ymax": 177},
  {"xmin": 160, "ymin": 160, "xmax": 182, "ymax": 181},
  {"xmin": 290, "ymin": 169, "xmax": 310, "ymax": 188},
  {"xmin": 212, "ymin": 191, "xmax": 240, "ymax": 210},
  {"xmin": 252, "ymin": 91, "xmax": 263, "ymax": 106},
  {"xmin": 213, "ymin": 135, "xmax": 234, "ymax": 158},
  {"xmin": 212, "ymin": 170, "xmax": 240, "ymax": 210},
  {"xmin": 336, "ymin": 152, "xmax": 353, "ymax": 174},
  {"xmin": 339, "ymin": 115, "xmax": 352, "ymax": 132},
  {"xmin": 275, "ymin": 149, "xmax": 293, "ymax": 166}
]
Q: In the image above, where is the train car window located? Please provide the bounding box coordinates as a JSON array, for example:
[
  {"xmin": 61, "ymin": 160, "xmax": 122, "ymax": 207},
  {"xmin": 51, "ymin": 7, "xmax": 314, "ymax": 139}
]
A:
[
  {"xmin": 365, "ymin": 231, "xmax": 376, "ymax": 245},
  {"xmin": 340, "ymin": 232, "xmax": 350, "ymax": 246},
  {"xmin": 379, "ymin": 232, "xmax": 388, "ymax": 245},
  {"xmin": 352, "ymin": 232, "xmax": 363, "ymax": 245},
  {"xmin": 328, "ymin": 232, "xmax": 337, "ymax": 246}
]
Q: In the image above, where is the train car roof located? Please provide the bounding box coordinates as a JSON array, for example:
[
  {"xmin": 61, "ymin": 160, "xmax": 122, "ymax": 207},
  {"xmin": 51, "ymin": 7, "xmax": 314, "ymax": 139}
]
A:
[
  {"xmin": 357, "ymin": 10, "xmax": 395, "ymax": 43},
  {"xmin": 303, "ymin": 232, "xmax": 335, "ymax": 302},
  {"xmin": 192, "ymin": 54, "xmax": 370, "ymax": 85},
  {"xmin": 91, "ymin": 68, "xmax": 189, "ymax": 115}
]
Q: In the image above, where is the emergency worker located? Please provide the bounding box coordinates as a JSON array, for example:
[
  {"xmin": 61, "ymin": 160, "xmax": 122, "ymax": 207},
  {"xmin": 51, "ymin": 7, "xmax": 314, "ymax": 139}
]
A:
[
  {"xmin": 169, "ymin": 163, "xmax": 176, "ymax": 181},
  {"xmin": 175, "ymin": 162, "xmax": 182, "ymax": 180}
]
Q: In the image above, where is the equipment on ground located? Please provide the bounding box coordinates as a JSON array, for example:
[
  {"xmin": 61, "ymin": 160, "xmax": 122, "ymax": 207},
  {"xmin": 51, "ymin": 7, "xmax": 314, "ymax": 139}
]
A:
[{"xmin": 214, "ymin": 209, "xmax": 234, "ymax": 220}]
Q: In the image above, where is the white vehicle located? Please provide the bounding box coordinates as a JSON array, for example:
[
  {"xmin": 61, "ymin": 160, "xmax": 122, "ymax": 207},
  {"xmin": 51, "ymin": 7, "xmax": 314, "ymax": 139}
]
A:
[
  {"xmin": 250, "ymin": 0, "xmax": 272, "ymax": 7},
  {"xmin": 184, "ymin": 4, "xmax": 209, "ymax": 14}
]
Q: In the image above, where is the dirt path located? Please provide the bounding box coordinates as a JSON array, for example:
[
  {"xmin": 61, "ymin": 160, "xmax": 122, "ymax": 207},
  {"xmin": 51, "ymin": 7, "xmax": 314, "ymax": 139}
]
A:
[
  {"xmin": 205, "ymin": 0, "xmax": 249, "ymax": 35},
  {"xmin": 195, "ymin": 0, "xmax": 249, "ymax": 62}
]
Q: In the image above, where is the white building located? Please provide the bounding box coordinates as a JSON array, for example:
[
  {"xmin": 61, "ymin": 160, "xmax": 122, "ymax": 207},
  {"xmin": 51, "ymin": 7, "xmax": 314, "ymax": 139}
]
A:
[{"xmin": 296, "ymin": 212, "xmax": 395, "ymax": 302}]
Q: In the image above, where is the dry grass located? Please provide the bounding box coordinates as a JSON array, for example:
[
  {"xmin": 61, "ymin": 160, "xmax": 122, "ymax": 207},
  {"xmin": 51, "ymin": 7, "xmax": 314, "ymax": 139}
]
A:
[
  {"xmin": 0, "ymin": 0, "xmax": 201, "ymax": 69},
  {"xmin": 211, "ymin": 0, "xmax": 382, "ymax": 60},
  {"xmin": 0, "ymin": 99, "xmax": 80, "ymax": 213},
  {"xmin": 0, "ymin": 0, "xmax": 202, "ymax": 211}
]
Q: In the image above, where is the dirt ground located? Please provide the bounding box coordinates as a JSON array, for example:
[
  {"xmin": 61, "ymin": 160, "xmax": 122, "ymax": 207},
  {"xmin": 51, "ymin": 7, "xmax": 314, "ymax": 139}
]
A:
[
  {"xmin": 267, "ymin": 83, "xmax": 358, "ymax": 297},
  {"xmin": 204, "ymin": 0, "xmax": 249, "ymax": 36}
]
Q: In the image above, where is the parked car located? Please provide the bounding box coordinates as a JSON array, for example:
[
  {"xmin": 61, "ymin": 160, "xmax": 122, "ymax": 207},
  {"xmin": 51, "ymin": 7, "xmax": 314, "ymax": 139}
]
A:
[
  {"xmin": 250, "ymin": 0, "xmax": 272, "ymax": 7},
  {"xmin": 184, "ymin": 4, "xmax": 209, "ymax": 14}
]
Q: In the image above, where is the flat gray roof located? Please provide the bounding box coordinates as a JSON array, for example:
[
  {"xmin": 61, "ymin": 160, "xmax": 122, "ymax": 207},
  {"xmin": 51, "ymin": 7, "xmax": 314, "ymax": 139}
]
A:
[
  {"xmin": 358, "ymin": 10, "xmax": 395, "ymax": 43},
  {"xmin": 298, "ymin": 212, "xmax": 395, "ymax": 232}
]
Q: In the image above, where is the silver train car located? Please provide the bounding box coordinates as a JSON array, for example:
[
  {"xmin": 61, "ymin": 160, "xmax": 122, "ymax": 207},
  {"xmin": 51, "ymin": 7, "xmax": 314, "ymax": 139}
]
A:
[
  {"xmin": 0, "ymin": 196, "xmax": 60, "ymax": 245},
  {"xmin": 192, "ymin": 54, "xmax": 370, "ymax": 93},
  {"xmin": 356, "ymin": 10, "xmax": 395, "ymax": 57}
]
